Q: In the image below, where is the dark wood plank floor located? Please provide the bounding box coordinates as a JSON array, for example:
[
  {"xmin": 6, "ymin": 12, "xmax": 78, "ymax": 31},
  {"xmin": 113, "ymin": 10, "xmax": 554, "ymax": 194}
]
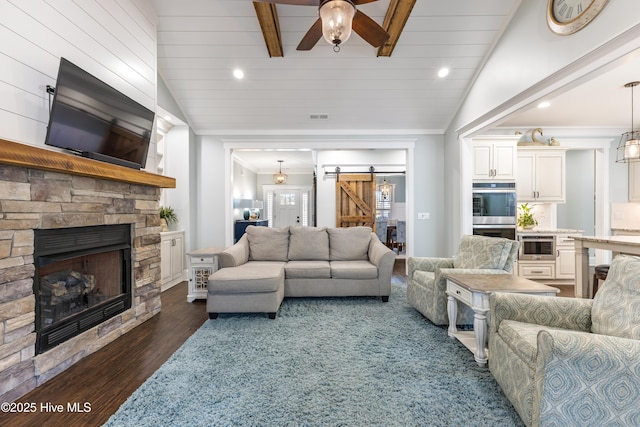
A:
[
  {"xmin": 1, "ymin": 281, "xmax": 208, "ymax": 427},
  {"xmin": 2, "ymin": 260, "xmax": 409, "ymax": 427}
]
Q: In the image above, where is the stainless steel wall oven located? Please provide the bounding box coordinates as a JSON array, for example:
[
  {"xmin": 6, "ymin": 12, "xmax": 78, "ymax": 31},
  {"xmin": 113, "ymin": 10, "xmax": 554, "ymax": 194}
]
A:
[{"xmin": 472, "ymin": 182, "xmax": 516, "ymax": 240}]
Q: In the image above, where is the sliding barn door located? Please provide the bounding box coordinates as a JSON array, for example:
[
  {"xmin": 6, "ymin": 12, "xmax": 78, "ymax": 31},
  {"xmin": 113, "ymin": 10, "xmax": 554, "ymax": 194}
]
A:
[{"xmin": 336, "ymin": 174, "xmax": 376, "ymax": 228}]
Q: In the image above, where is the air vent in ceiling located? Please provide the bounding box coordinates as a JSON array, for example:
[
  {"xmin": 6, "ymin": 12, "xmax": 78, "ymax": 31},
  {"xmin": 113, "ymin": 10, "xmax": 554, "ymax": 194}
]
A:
[{"xmin": 309, "ymin": 114, "xmax": 329, "ymax": 120}]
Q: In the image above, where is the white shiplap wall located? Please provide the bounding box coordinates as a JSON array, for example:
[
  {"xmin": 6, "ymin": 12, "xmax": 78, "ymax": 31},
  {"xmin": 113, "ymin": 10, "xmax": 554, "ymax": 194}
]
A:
[{"xmin": 0, "ymin": 0, "xmax": 157, "ymax": 149}]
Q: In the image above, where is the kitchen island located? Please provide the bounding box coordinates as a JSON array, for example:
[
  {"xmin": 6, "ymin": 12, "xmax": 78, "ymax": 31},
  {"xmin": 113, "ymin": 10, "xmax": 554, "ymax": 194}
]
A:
[{"xmin": 573, "ymin": 235, "xmax": 640, "ymax": 298}]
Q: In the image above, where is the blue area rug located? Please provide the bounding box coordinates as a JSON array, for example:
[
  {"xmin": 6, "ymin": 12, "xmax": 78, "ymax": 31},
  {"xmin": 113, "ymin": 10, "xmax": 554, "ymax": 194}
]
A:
[{"xmin": 104, "ymin": 285, "xmax": 523, "ymax": 426}]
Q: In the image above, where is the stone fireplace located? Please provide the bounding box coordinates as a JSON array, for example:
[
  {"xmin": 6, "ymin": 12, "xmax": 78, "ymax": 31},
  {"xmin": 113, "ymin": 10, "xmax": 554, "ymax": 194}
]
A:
[{"xmin": 0, "ymin": 139, "xmax": 175, "ymax": 402}]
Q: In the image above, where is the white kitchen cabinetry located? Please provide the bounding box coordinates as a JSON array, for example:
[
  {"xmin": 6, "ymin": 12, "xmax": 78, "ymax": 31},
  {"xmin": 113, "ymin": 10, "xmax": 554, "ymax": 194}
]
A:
[
  {"xmin": 472, "ymin": 138, "xmax": 517, "ymax": 181},
  {"xmin": 518, "ymin": 232, "xmax": 581, "ymax": 284},
  {"xmin": 518, "ymin": 262, "xmax": 555, "ymax": 279},
  {"xmin": 555, "ymin": 234, "xmax": 576, "ymax": 280},
  {"xmin": 629, "ymin": 161, "xmax": 640, "ymax": 202},
  {"xmin": 161, "ymin": 230, "xmax": 185, "ymax": 291},
  {"xmin": 517, "ymin": 148, "xmax": 566, "ymax": 202}
]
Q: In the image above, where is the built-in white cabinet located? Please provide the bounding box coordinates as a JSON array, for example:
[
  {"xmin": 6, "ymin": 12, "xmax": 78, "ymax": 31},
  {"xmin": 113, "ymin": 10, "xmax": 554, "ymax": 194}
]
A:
[
  {"xmin": 518, "ymin": 232, "xmax": 580, "ymax": 283},
  {"xmin": 518, "ymin": 261, "xmax": 555, "ymax": 279},
  {"xmin": 161, "ymin": 230, "xmax": 185, "ymax": 291},
  {"xmin": 629, "ymin": 161, "xmax": 640, "ymax": 202},
  {"xmin": 517, "ymin": 148, "xmax": 566, "ymax": 202},
  {"xmin": 472, "ymin": 138, "xmax": 517, "ymax": 181},
  {"xmin": 555, "ymin": 234, "xmax": 576, "ymax": 280}
]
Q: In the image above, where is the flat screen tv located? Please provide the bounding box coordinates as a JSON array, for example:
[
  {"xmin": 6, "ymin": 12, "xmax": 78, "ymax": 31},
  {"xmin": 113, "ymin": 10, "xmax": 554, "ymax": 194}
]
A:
[{"xmin": 44, "ymin": 58, "xmax": 155, "ymax": 169}]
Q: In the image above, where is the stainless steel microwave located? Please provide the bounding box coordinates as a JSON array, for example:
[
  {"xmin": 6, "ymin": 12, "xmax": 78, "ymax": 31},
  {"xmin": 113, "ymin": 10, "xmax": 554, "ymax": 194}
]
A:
[{"xmin": 518, "ymin": 235, "xmax": 556, "ymax": 260}]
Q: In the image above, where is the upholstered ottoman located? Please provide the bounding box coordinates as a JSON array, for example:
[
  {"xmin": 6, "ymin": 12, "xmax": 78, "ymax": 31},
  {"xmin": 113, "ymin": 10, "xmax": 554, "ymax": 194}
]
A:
[{"xmin": 207, "ymin": 261, "xmax": 285, "ymax": 319}]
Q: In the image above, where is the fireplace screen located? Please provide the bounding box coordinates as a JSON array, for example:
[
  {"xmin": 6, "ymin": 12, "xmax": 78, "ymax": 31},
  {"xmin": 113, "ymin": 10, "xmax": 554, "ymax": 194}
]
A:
[
  {"xmin": 34, "ymin": 224, "xmax": 132, "ymax": 353},
  {"xmin": 38, "ymin": 250, "xmax": 123, "ymax": 329}
]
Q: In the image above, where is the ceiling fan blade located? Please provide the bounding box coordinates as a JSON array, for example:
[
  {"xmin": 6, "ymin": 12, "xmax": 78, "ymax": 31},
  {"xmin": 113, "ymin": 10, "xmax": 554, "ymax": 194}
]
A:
[
  {"xmin": 354, "ymin": 0, "xmax": 378, "ymax": 4},
  {"xmin": 297, "ymin": 18, "xmax": 323, "ymax": 50},
  {"xmin": 253, "ymin": 0, "xmax": 319, "ymax": 5},
  {"xmin": 352, "ymin": 10, "xmax": 390, "ymax": 48}
]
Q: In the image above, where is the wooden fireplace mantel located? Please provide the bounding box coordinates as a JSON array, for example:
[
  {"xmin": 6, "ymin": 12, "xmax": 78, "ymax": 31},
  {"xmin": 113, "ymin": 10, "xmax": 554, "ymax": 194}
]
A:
[{"xmin": 0, "ymin": 138, "xmax": 176, "ymax": 188}]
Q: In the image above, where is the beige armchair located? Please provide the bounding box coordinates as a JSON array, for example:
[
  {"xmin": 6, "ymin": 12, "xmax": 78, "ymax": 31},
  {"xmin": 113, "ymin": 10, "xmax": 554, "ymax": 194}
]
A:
[
  {"xmin": 489, "ymin": 254, "xmax": 640, "ymax": 427},
  {"xmin": 407, "ymin": 235, "xmax": 519, "ymax": 325}
]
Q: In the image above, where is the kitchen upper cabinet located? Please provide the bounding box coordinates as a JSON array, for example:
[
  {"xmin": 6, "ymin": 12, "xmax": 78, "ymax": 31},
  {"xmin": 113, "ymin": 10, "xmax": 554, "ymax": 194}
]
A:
[
  {"xmin": 517, "ymin": 148, "xmax": 566, "ymax": 202},
  {"xmin": 472, "ymin": 138, "xmax": 517, "ymax": 181},
  {"xmin": 630, "ymin": 161, "xmax": 640, "ymax": 202}
]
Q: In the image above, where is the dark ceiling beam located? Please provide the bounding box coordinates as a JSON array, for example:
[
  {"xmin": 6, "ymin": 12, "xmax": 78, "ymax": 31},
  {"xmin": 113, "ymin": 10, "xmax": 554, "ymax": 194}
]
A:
[
  {"xmin": 253, "ymin": 2, "xmax": 284, "ymax": 57},
  {"xmin": 377, "ymin": 0, "xmax": 416, "ymax": 57}
]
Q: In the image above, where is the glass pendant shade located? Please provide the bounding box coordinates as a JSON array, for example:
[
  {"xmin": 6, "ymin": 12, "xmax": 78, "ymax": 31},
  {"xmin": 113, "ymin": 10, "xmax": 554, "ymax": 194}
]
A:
[
  {"xmin": 619, "ymin": 132, "xmax": 640, "ymax": 161},
  {"xmin": 319, "ymin": 0, "xmax": 356, "ymax": 47},
  {"xmin": 617, "ymin": 81, "xmax": 640, "ymax": 163},
  {"xmin": 273, "ymin": 160, "xmax": 287, "ymax": 184}
]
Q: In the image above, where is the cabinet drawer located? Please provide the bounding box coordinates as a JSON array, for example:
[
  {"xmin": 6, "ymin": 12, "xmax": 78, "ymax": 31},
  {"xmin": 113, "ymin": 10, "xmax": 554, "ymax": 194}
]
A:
[
  {"xmin": 519, "ymin": 263, "xmax": 555, "ymax": 279},
  {"xmin": 448, "ymin": 282, "xmax": 472, "ymax": 305},
  {"xmin": 556, "ymin": 236, "xmax": 575, "ymax": 247},
  {"xmin": 190, "ymin": 256, "xmax": 214, "ymax": 264}
]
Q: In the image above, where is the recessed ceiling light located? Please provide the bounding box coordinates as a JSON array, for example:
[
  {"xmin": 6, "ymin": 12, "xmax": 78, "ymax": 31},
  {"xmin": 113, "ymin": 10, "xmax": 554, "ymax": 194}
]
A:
[
  {"xmin": 437, "ymin": 68, "xmax": 449, "ymax": 78},
  {"xmin": 233, "ymin": 69, "xmax": 245, "ymax": 79},
  {"xmin": 537, "ymin": 101, "xmax": 551, "ymax": 109},
  {"xmin": 164, "ymin": 115, "xmax": 172, "ymax": 121}
]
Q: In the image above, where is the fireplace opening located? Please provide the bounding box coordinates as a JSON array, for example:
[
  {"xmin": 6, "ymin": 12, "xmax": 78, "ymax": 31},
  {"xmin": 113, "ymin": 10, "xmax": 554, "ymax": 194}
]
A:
[{"xmin": 34, "ymin": 224, "xmax": 132, "ymax": 354}]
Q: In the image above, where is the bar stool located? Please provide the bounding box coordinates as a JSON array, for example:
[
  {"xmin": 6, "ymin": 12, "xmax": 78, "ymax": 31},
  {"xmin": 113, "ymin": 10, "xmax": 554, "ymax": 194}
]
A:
[{"xmin": 592, "ymin": 264, "xmax": 610, "ymax": 298}]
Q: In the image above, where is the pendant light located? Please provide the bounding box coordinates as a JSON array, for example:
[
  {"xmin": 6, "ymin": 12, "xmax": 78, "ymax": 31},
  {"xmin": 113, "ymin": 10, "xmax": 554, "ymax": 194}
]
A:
[
  {"xmin": 616, "ymin": 81, "xmax": 640, "ymax": 163},
  {"xmin": 319, "ymin": 0, "xmax": 356, "ymax": 52},
  {"xmin": 273, "ymin": 160, "xmax": 287, "ymax": 184},
  {"xmin": 380, "ymin": 177, "xmax": 391, "ymax": 201}
]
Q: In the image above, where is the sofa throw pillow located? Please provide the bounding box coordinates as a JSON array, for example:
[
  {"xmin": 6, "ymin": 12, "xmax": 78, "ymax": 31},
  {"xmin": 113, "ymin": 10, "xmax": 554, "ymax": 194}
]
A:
[
  {"xmin": 246, "ymin": 226, "xmax": 290, "ymax": 261},
  {"xmin": 328, "ymin": 226, "xmax": 372, "ymax": 261},
  {"xmin": 288, "ymin": 226, "xmax": 329, "ymax": 260},
  {"xmin": 453, "ymin": 235, "xmax": 511, "ymax": 270},
  {"xmin": 591, "ymin": 255, "xmax": 640, "ymax": 340}
]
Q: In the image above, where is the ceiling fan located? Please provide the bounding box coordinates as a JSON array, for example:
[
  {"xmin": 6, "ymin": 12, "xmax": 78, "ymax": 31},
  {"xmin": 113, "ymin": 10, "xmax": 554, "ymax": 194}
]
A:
[{"xmin": 254, "ymin": 0, "xmax": 390, "ymax": 51}]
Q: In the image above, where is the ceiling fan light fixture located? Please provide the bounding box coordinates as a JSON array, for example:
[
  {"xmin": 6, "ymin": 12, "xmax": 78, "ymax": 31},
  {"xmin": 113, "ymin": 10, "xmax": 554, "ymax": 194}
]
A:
[
  {"xmin": 273, "ymin": 160, "xmax": 288, "ymax": 184},
  {"xmin": 616, "ymin": 81, "xmax": 640, "ymax": 163},
  {"xmin": 319, "ymin": 0, "xmax": 356, "ymax": 50}
]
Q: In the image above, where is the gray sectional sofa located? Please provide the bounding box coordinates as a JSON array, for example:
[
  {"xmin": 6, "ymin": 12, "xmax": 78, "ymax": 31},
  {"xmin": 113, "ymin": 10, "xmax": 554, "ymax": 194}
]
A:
[{"xmin": 207, "ymin": 225, "xmax": 396, "ymax": 319}]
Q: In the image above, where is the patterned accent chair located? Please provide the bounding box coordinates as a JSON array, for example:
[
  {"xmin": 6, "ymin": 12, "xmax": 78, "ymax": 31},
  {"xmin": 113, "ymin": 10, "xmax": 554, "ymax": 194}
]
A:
[
  {"xmin": 489, "ymin": 255, "xmax": 640, "ymax": 427},
  {"xmin": 407, "ymin": 235, "xmax": 519, "ymax": 325}
]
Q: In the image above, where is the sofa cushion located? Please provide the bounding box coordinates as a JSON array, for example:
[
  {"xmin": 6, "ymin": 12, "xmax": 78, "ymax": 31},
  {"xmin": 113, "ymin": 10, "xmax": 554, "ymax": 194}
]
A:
[
  {"xmin": 327, "ymin": 227, "xmax": 372, "ymax": 261},
  {"xmin": 591, "ymin": 255, "xmax": 640, "ymax": 340},
  {"xmin": 330, "ymin": 260, "xmax": 378, "ymax": 279},
  {"xmin": 246, "ymin": 226, "xmax": 290, "ymax": 261},
  {"xmin": 288, "ymin": 226, "xmax": 329, "ymax": 260},
  {"xmin": 453, "ymin": 235, "xmax": 512, "ymax": 270},
  {"xmin": 208, "ymin": 262, "xmax": 285, "ymax": 293},
  {"xmin": 285, "ymin": 261, "xmax": 331, "ymax": 279}
]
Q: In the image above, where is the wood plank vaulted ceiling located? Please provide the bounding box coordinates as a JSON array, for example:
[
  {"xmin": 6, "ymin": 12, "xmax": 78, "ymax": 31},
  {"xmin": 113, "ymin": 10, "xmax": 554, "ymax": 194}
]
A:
[{"xmin": 152, "ymin": 0, "xmax": 522, "ymax": 134}]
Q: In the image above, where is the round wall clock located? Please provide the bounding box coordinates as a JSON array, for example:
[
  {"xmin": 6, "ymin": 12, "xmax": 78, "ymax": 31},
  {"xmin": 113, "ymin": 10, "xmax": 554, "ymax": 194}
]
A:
[{"xmin": 547, "ymin": 0, "xmax": 610, "ymax": 36}]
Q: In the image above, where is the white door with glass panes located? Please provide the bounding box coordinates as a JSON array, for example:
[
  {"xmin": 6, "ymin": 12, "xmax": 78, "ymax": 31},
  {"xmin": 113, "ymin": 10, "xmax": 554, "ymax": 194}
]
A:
[
  {"xmin": 263, "ymin": 186, "xmax": 312, "ymax": 228},
  {"xmin": 274, "ymin": 190, "xmax": 300, "ymax": 227}
]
